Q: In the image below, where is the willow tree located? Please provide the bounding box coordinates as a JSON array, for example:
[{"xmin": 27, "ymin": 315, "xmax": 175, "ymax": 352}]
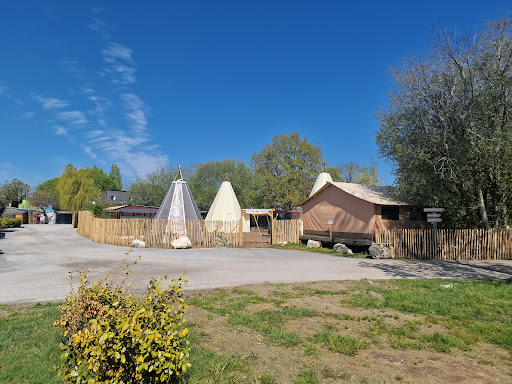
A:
[
  {"xmin": 57, "ymin": 165, "xmax": 101, "ymax": 211},
  {"xmin": 377, "ymin": 18, "xmax": 512, "ymax": 228},
  {"xmin": 251, "ymin": 132, "xmax": 324, "ymax": 209}
]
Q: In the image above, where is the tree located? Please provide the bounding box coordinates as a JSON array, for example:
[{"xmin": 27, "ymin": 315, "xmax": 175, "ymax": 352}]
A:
[
  {"xmin": 91, "ymin": 164, "xmax": 123, "ymax": 191},
  {"xmin": 0, "ymin": 201, "xmax": 4, "ymax": 217},
  {"xmin": 187, "ymin": 159, "xmax": 263, "ymax": 211},
  {"xmin": 333, "ymin": 158, "xmax": 382, "ymax": 185},
  {"xmin": 376, "ymin": 18, "xmax": 512, "ymax": 228},
  {"xmin": 30, "ymin": 187, "xmax": 59, "ymax": 223},
  {"xmin": 129, "ymin": 164, "xmax": 176, "ymax": 206},
  {"xmin": 0, "ymin": 178, "xmax": 30, "ymax": 204},
  {"xmin": 251, "ymin": 132, "xmax": 324, "ymax": 209},
  {"xmin": 57, "ymin": 165, "xmax": 101, "ymax": 211},
  {"xmin": 109, "ymin": 164, "xmax": 123, "ymax": 190}
]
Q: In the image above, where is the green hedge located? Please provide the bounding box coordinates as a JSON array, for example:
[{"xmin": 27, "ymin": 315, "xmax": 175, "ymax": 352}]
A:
[{"xmin": 0, "ymin": 218, "xmax": 22, "ymax": 228}]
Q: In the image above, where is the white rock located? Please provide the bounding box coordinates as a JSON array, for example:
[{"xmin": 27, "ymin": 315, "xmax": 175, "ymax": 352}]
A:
[
  {"xmin": 307, "ymin": 239, "xmax": 321, "ymax": 249},
  {"xmin": 131, "ymin": 239, "xmax": 146, "ymax": 248},
  {"xmin": 333, "ymin": 243, "xmax": 353, "ymax": 254},
  {"xmin": 277, "ymin": 241, "xmax": 288, "ymax": 246},
  {"xmin": 369, "ymin": 244, "xmax": 395, "ymax": 259},
  {"xmin": 171, "ymin": 236, "xmax": 192, "ymax": 249}
]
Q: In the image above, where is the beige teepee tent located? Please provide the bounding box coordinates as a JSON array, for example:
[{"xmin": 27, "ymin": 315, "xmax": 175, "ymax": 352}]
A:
[
  {"xmin": 205, "ymin": 181, "xmax": 241, "ymax": 231},
  {"xmin": 309, "ymin": 172, "xmax": 333, "ymax": 197}
]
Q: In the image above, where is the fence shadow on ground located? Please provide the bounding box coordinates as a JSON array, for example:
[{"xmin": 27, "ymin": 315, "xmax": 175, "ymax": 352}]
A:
[{"xmin": 358, "ymin": 259, "xmax": 512, "ymax": 280}]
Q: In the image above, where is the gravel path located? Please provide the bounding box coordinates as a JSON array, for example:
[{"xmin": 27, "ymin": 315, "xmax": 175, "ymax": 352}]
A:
[{"xmin": 0, "ymin": 224, "xmax": 511, "ymax": 304}]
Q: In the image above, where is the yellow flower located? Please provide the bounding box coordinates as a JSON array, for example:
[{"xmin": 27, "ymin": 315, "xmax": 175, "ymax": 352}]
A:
[
  {"xmin": 262, "ymin": 306, "xmax": 269, "ymax": 310},
  {"xmin": 282, "ymin": 304, "xmax": 288, "ymax": 307}
]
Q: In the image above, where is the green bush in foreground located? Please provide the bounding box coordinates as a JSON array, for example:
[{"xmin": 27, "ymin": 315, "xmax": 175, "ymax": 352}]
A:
[
  {"xmin": 54, "ymin": 265, "xmax": 190, "ymax": 383},
  {"xmin": 0, "ymin": 218, "xmax": 21, "ymax": 228}
]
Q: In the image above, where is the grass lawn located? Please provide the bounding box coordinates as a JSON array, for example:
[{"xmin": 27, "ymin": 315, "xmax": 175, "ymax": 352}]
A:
[{"xmin": 1, "ymin": 279, "xmax": 511, "ymax": 383}]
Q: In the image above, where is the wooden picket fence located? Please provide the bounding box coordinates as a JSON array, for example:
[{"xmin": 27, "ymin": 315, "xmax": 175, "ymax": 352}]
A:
[
  {"xmin": 77, "ymin": 211, "xmax": 243, "ymax": 248},
  {"xmin": 272, "ymin": 219, "xmax": 300, "ymax": 245},
  {"xmin": 375, "ymin": 229, "xmax": 512, "ymax": 260}
]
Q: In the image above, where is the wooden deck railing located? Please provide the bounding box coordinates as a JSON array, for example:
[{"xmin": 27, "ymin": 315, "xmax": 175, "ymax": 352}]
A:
[
  {"xmin": 375, "ymin": 229, "xmax": 512, "ymax": 260},
  {"xmin": 77, "ymin": 211, "xmax": 243, "ymax": 248}
]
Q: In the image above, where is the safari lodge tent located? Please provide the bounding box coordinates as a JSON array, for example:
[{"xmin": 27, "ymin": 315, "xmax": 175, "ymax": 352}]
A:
[{"xmin": 299, "ymin": 182, "xmax": 423, "ymax": 245}]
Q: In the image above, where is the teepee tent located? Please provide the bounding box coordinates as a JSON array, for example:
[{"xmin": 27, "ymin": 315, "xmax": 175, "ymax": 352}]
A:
[
  {"xmin": 206, "ymin": 181, "xmax": 241, "ymax": 222},
  {"xmin": 155, "ymin": 180, "xmax": 202, "ymax": 222},
  {"xmin": 154, "ymin": 170, "xmax": 201, "ymax": 238},
  {"xmin": 309, "ymin": 172, "xmax": 333, "ymax": 197}
]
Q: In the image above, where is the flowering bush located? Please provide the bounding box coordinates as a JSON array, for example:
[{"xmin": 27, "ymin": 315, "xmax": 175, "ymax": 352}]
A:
[{"xmin": 54, "ymin": 259, "xmax": 190, "ymax": 383}]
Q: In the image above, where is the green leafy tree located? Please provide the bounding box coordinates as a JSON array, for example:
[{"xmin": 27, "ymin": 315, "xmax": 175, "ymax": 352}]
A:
[
  {"xmin": 0, "ymin": 201, "xmax": 4, "ymax": 217},
  {"xmin": 187, "ymin": 159, "xmax": 263, "ymax": 211},
  {"xmin": 109, "ymin": 164, "xmax": 123, "ymax": 190},
  {"xmin": 90, "ymin": 164, "xmax": 123, "ymax": 191},
  {"xmin": 0, "ymin": 178, "xmax": 30, "ymax": 204},
  {"xmin": 251, "ymin": 132, "xmax": 324, "ymax": 209},
  {"xmin": 376, "ymin": 18, "xmax": 512, "ymax": 228},
  {"xmin": 30, "ymin": 181, "xmax": 60, "ymax": 222},
  {"xmin": 333, "ymin": 158, "xmax": 382, "ymax": 185},
  {"xmin": 57, "ymin": 165, "xmax": 101, "ymax": 211},
  {"xmin": 129, "ymin": 164, "xmax": 176, "ymax": 206}
]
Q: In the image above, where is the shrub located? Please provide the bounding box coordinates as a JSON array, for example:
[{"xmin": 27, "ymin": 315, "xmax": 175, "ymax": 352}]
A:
[
  {"xmin": 54, "ymin": 263, "xmax": 191, "ymax": 383},
  {"xmin": 0, "ymin": 218, "xmax": 21, "ymax": 228}
]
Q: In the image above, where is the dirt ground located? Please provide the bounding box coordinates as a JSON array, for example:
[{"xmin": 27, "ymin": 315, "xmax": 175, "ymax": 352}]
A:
[{"xmin": 185, "ymin": 280, "xmax": 512, "ymax": 384}]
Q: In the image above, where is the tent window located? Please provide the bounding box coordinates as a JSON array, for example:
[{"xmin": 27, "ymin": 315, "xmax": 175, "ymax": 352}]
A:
[{"xmin": 381, "ymin": 206, "xmax": 399, "ymax": 220}]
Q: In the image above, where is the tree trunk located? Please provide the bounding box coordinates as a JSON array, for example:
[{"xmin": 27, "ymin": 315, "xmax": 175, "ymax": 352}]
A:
[{"xmin": 477, "ymin": 184, "xmax": 491, "ymax": 229}]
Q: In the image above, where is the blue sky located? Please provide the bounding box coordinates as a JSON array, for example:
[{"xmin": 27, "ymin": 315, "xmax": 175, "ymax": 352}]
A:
[{"xmin": 0, "ymin": 1, "xmax": 509, "ymax": 187}]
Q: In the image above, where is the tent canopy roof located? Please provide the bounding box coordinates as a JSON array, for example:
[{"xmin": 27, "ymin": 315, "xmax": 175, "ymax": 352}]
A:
[{"xmin": 300, "ymin": 182, "xmax": 407, "ymax": 206}]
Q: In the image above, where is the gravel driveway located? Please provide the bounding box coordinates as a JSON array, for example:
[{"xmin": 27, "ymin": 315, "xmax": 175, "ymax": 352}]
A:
[{"xmin": 1, "ymin": 224, "xmax": 511, "ymax": 304}]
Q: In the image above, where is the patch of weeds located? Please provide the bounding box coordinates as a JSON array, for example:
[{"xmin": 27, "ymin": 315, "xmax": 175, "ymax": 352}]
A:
[
  {"xmin": 359, "ymin": 378, "xmax": 370, "ymax": 384},
  {"xmin": 476, "ymin": 358, "xmax": 495, "ymax": 366},
  {"xmin": 348, "ymin": 291, "xmax": 385, "ymax": 309},
  {"xmin": 395, "ymin": 375, "xmax": 404, "ymax": 381},
  {"xmin": 313, "ymin": 289, "xmax": 349, "ymax": 296},
  {"xmin": 267, "ymin": 326, "xmax": 301, "ymax": 346},
  {"xmin": 189, "ymin": 289, "xmax": 266, "ymax": 315},
  {"xmin": 421, "ymin": 332, "xmax": 472, "ymax": 353},
  {"xmin": 314, "ymin": 331, "xmax": 369, "ymax": 356},
  {"xmin": 228, "ymin": 310, "xmax": 301, "ymax": 346},
  {"xmin": 231, "ymin": 288, "xmax": 256, "ymax": 295},
  {"xmin": 260, "ymin": 374, "xmax": 278, "ymax": 384},
  {"xmin": 364, "ymin": 318, "xmax": 388, "ymax": 337},
  {"xmin": 389, "ymin": 338, "xmax": 423, "ymax": 350},
  {"xmin": 177, "ymin": 345, "xmax": 247, "ymax": 384},
  {"xmin": 304, "ymin": 344, "xmax": 318, "ymax": 356},
  {"xmin": 294, "ymin": 370, "xmax": 319, "ymax": 384}
]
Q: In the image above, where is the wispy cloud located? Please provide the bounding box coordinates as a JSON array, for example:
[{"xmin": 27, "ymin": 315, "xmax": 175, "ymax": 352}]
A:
[
  {"xmin": 54, "ymin": 125, "xmax": 68, "ymax": 135},
  {"xmin": 101, "ymin": 42, "xmax": 136, "ymax": 84},
  {"xmin": 33, "ymin": 94, "xmax": 70, "ymax": 109},
  {"xmin": 57, "ymin": 110, "xmax": 87, "ymax": 125},
  {"xmin": 83, "ymin": 145, "xmax": 98, "ymax": 159},
  {"xmin": 59, "ymin": 59, "xmax": 86, "ymax": 77},
  {"xmin": 0, "ymin": 86, "xmax": 7, "ymax": 94},
  {"xmin": 121, "ymin": 93, "xmax": 148, "ymax": 134},
  {"xmin": 22, "ymin": 10, "xmax": 167, "ymax": 180}
]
